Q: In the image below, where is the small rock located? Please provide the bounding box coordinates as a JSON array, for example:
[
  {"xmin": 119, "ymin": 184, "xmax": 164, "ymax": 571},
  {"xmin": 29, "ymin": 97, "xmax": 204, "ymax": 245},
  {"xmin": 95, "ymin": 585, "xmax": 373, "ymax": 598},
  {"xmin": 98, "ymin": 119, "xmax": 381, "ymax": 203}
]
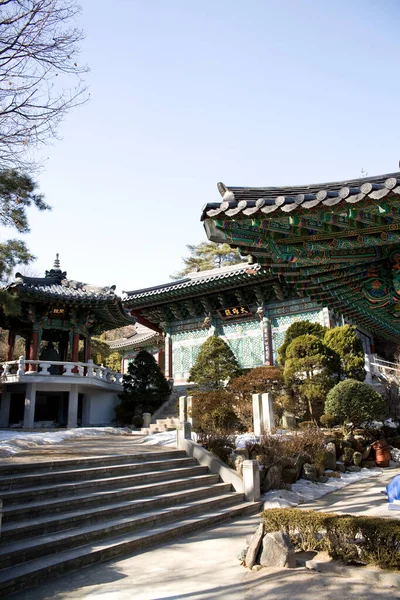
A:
[
  {"xmin": 260, "ymin": 531, "xmax": 296, "ymax": 568},
  {"xmin": 326, "ymin": 471, "xmax": 341, "ymax": 479},
  {"xmin": 281, "ymin": 466, "xmax": 298, "ymax": 484},
  {"xmin": 353, "ymin": 451, "xmax": 362, "ymax": 466},
  {"xmin": 245, "ymin": 523, "xmax": 264, "ymax": 569},
  {"xmin": 318, "ymin": 476, "xmax": 329, "ymax": 483},
  {"xmin": 335, "ymin": 462, "xmax": 346, "ymax": 473},
  {"xmin": 360, "ymin": 460, "xmax": 376, "ymax": 469},
  {"xmin": 251, "ymin": 564, "xmax": 262, "ymax": 571},
  {"xmin": 362, "ymin": 445, "xmax": 372, "ymax": 460},
  {"xmin": 265, "ymin": 465, "xmax": 282, "ymax": 491},
  {"xmin": 302, "ymin": 463, "xmax": 317, "ymax": 482},
  {"xmin": 346, "ymin": 465, "xmax": 361, "ymax": 473},
  {"xmin": 324, "ymin": 442, "xmax": 336, "ymax": 470},
  {"xmin": 236, "ymin": 548, "xmax": 247, "ymax": 561}
]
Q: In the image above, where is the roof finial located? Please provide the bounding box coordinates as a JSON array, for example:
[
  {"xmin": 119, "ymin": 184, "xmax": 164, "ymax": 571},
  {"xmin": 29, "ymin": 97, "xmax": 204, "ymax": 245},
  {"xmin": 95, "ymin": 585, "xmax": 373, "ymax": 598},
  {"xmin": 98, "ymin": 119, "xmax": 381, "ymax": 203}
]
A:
[{"xmin": 54, "ymin": 253, "xmax": 60, "ymax": 270}]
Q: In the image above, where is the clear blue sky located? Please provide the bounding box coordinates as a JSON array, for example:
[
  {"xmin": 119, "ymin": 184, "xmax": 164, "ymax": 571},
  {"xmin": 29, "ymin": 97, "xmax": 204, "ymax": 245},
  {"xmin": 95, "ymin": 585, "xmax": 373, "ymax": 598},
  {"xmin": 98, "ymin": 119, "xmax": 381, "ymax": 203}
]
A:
[{"xmin": 18, "ymin": 0, "xmax": 400, "ymax": 293}]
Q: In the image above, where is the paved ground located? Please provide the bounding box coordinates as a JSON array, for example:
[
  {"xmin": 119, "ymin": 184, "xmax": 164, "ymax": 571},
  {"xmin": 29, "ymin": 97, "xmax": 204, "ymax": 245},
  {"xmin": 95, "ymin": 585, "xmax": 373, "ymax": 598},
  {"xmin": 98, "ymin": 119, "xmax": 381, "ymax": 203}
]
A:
[
  {"xmin": 0, "ymin": 434, "xmax": 155, "ymax": 465},
  {"xmin": 9, "ymin": 456, "xmax": 400, "ymax": 600}
]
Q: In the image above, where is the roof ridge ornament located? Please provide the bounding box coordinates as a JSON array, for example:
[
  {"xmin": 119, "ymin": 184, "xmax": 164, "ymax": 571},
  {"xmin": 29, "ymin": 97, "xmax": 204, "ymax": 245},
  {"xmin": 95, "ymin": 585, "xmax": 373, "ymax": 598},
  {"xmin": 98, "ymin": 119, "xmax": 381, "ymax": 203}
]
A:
[{"xmin": 54, "ymin": 253, "xmax": 61, "ymax": 270}]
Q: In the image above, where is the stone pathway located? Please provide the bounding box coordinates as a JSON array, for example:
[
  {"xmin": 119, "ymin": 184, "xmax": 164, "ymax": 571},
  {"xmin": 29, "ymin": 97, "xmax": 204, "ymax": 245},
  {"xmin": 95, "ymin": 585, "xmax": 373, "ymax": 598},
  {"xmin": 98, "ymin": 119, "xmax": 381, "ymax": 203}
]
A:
[{"xmin": 9, "ymin": 466, "xmax": 400, "ymax": 600}]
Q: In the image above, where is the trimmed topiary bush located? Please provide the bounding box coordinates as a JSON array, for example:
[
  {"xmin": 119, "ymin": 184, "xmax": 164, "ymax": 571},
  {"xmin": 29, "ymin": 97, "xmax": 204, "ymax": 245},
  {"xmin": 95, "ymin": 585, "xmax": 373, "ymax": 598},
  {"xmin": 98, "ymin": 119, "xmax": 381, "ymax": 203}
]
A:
[
  {"xmin": 278, "ymin": 320, "xmax": 327, "ymax": 366},
  {"xmin": 188, "ymin": 336, "xmax": 241, "ymax": 391},
  {"xmin": 324, "ymin": 379, "xmax": 387, "ymax": 429},
  {"xmin": 324, "ymin": 324, "xmax": 365, "ymax": 381}
]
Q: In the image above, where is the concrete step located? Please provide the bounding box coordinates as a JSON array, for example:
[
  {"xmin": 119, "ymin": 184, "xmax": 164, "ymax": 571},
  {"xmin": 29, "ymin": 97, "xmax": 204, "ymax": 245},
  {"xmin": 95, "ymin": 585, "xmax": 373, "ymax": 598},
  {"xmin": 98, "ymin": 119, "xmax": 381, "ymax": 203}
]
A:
[
  {"xmin": 0, "ymin": 465, "xmax": 210, "ymax": 504},
  {"xmin": 1, "ymin": 483, "xmax": 233, "ymax": 541},
  {"xmin": 0, "ymin": 493, "xmax": 244, "ymax": 568},
  {"xmin": 0, "ymin": 501, "xmax": 262, "ymax": 596},
  {"xmin": 3, "ymin": 473, "xmax": 221, "ymax": 522},
  {"xmin": 0, "ymin": 457, "xmax": 198, "ymax": 491},
  {"xmin": 0, "ymin": 449, "xmax": 187, "ymax": 477}
]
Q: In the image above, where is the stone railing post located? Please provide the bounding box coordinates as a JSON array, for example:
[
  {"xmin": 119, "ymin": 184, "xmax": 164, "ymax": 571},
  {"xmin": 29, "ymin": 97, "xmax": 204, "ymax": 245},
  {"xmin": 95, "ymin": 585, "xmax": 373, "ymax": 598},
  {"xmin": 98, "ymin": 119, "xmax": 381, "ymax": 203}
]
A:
[
  {"xmin": 63, "ymin": 363, "xmax": 75, "ymax": 376},
  {"xmin": 143, "ymin": 412, "xmax": 151, "ymax": 428},
  {"xmin": 179, "ymin": 395, "xmax": 187, "ymax": 422},
  {"xmin": 87, "ymin": 359, "xmax": 94, "ymax": 377},
  {"xmin": 39, "ymin": 362, "xmax": 51, "ymax": 375},
  {"xmin": 17, "ymin": 356, "xmax": 25, "ymax": 377},
  {"xmin": 186, "ymin": 396, "xmax": 194, "ymax": 427},
  {"xmin": 2, "ymin": 363, "xmax": 10, "ymax": 377},
  {"xmin": 243, "ymin": 460, "xmax": 260, "ymax": 502},
  {"xmin": 176, "ymin": 421, "xmax": 192, "ymax": 447}
]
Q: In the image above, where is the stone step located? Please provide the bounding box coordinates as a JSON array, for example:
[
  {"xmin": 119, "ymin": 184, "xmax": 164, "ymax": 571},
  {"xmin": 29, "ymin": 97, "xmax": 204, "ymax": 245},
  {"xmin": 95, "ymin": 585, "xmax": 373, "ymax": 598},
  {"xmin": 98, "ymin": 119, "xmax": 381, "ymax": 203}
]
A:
[
  {"xmin": 0, "ymin": 449, "xmax": 186, "ymax": 477},
  {"xmin": 0, "ymin": 493, "xmax": 244, "ymax": 569},
  {"xmin": 0, "ymin": 457, "xmax": 198, "ymax": 491},
  {"xmin": 0, "ymin": 501, "xmax": 261, "ymax": 596},
  {"xmin": 3, "ymin": 473, "xmax": 221, "ymax": 522},
  {"xmin": 0, "ymin": 465, "xmax": 210, "ymax": 505},
  {"xmin": 1, "ymin": 483, "xmax": 233, "ymax": 541}
]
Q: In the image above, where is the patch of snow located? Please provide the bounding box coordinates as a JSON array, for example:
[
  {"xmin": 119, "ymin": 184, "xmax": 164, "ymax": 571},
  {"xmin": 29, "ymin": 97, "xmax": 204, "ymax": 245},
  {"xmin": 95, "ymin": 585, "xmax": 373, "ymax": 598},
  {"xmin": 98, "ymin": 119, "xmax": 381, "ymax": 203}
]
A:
[
  {"xmin": 262, "ymin": 468, "xmax": 383, "ymax": 509},
  {"xmin": 0, "ymin": 427, "xmax": 131, "ymax": 457},
  {"xmin": 235, "ymin": 434, "xmax": 258, "ymax": 449},
  {"xmin": 139, "ymin": 431, "xmax": 177, "ymax": 447}
]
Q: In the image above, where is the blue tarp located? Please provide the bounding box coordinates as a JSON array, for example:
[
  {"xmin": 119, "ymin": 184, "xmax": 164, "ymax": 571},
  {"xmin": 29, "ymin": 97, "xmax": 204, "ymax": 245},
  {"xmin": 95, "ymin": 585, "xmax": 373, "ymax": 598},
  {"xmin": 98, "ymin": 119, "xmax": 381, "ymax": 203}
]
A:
[{"xmin": 386, "ymin": 475, "xmax": 400, "ymax": 502}]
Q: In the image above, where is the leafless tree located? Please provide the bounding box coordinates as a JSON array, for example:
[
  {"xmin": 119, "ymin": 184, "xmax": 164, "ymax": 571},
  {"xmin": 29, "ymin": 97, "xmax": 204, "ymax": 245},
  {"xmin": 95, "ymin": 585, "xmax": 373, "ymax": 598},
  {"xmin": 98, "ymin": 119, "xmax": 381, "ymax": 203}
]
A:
[{"xmin": 0, "ymin": 0, "xmax": 89, "ymax": 170}]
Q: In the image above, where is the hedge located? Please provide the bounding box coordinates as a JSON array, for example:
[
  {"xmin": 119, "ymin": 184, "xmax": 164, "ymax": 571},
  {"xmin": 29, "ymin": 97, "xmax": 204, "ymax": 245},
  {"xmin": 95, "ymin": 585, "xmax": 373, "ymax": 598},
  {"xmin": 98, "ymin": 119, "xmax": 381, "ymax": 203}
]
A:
[{"xmin": 262, "ymin": 508, "xmax": 400, "ymax": 570}]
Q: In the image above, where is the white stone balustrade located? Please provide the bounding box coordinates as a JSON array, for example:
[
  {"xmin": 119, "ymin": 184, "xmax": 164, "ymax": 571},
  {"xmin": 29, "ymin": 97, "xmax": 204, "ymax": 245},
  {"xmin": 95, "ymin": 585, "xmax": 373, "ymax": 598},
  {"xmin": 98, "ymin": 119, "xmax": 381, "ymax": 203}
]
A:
[{"xmin": 0, "ymin": 357, "xmax": 123, "ymax": 386}]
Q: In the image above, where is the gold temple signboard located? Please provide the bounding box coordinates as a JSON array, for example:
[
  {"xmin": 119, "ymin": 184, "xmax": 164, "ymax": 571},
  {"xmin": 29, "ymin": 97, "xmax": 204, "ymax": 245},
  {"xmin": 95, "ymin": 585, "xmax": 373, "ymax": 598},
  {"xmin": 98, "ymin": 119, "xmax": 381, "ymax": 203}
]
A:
[
  {"xmin": 217, "ymin": 305, "xmax": 251, "ymax": 319},
  {"xmin": 50, "ymin": 307, "xmax": 67, "ymax": 318}
]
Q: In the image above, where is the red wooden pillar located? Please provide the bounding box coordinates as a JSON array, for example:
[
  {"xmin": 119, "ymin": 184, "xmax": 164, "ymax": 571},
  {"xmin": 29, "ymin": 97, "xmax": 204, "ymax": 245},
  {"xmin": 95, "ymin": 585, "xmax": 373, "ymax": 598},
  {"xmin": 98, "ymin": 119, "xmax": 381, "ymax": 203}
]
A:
[
  {"xmin": 6, "ymin": 330, "xmax": 16, "ymax": 361},
  {"xmin": 158, "ymin": 346, "xmax": 164, "ymax": 371},
  {"xmin": 72, "ymin": 332, "xmax": 80, "ymax": 362},
  {"xmin": 29, "ymin": 330, "xmax": 39, "ymax": 371},
  {"xmin": 168, "ymin": 337, "xmax": 173, "ymax": 379}
]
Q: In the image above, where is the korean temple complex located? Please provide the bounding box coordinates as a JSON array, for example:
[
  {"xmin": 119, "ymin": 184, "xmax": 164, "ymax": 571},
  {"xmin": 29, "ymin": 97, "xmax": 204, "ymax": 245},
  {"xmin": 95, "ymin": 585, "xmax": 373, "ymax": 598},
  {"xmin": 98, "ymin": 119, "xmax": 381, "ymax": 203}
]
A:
[
  {"xmin": 1, "ymin": 170, "xmax": 400, "ymax": 427},
  {"xmin": 117, "ymin": 171, "xmax": 400, "ymax": 385},
  {"xmin": 0, "ymin": 256, "xmax": 136, "ymax": 428}
]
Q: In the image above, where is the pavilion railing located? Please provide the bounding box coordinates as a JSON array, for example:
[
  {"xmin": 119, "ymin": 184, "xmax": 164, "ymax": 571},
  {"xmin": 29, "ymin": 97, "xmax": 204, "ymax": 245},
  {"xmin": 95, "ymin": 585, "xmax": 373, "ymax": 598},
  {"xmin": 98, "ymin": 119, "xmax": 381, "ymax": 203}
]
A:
[{"xmin": 0, "ymin": 356, "xmax": 123, "ymax": 384}]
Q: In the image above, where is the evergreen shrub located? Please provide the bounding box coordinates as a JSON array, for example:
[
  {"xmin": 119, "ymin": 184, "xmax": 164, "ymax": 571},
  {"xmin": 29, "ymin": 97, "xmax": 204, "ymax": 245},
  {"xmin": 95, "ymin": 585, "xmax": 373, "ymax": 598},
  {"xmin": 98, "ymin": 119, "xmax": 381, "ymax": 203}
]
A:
[
  {"xmin": 278, "ymin": 321, "xmax": 327, "ymax": 366},
  {"xmin": 324, "ymin": 325, "xmax": 365, "ymax": 381},
  {"xmin": 191, "ymin": 390, "xmax": 239, "ymax": 434},
  {"xmin": 189, "ymin": 336, "xmax": 241, "ymax": 391},
  {"xmin": 324, "ymin": 379, "xmax": 387, "ymax": 429},
  {"xmin": 115, "ymin": 350, "xmax": 170, "ymax": 425},
  {"xmin": 262, "ymin": 508, "xmax": 400, "ymax": 570}
]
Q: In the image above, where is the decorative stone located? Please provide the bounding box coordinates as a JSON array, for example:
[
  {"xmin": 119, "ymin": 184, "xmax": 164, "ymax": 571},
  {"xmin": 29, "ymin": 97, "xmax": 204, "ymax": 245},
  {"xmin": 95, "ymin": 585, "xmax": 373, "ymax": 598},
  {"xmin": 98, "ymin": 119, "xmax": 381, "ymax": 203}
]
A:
[
  {"xmin": 236, "ymin": 548, "xmax": 247, "ymax": 562},
  {"xmin": 294, "ymin": 453, "xmax": 311, "ymax": 479},
  {"xmin": 324, "ymin": 442, "xmax": 336, "ymax": 470},
  {"xmin": 235, "ymin": 455, "xmax": 244, "ymax": 475},
  {"xmin": 245, "ymin": 522, "xmax": 264, "ymax": 569},
  {"xmin": 252, "ymin": 564, "xmax": 262, "ymax": 571},
  {"xmin": 353, "ymin": 451, "xmax": 362, "ymax": 466},
  {"xmin": 281, "ymin": 466, "xmax": 298, "ymax": 484},
  {"xmin": 318, "ymin": 476, "xmax": 329, "ymax": 483},
  {"xmin": 265, "ymin": 465, "xmax": 282, "ymax": 490},
  {"xmin": 346, "ymin": 465, "xmax": 361, "ymax": 473},
  {"xmin": 282, "ymin": 412, "xmax": 296, "ymax": 429},
  {"xmin": 259, "ymin": 531, "xmax": 296, "ymax": 568},
  {"xmin": 325, "ymin": 470, "xmax": 341, "ymax": 479},
  {"xmin": 335, "ymin": 462, "xmax": 346, "ymax": 473},
  {"xmin": 302, "ymin": 463, "xmax": 317, "ymax": 482}
]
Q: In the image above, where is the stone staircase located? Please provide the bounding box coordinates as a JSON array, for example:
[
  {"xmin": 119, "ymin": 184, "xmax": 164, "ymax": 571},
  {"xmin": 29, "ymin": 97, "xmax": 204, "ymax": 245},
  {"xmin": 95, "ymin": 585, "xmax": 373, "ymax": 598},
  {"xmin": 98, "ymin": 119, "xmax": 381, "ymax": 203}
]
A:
[
  {"xmin": 140, "ymin": 392, "xmax": 180, "ymax": 434},
  {"xmin": 0, "ymin": 448, "xmax": 261, "ymax": 595}
]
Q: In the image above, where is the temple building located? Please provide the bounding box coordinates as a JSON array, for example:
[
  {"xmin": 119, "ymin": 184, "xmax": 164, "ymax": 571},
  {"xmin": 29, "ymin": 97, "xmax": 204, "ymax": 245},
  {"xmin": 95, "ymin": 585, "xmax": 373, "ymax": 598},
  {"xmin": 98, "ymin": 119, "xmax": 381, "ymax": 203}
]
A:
[
  {"xmin": 120, "ymin": 262, "xmax": 356, "ymax": 385},
  {"xmin": 119, "ymin": 171, "xmax": 400, "ymax": 385},
  {"xmin": 0, "ymin": 256, "xmax": 136, "ymax": 428}
]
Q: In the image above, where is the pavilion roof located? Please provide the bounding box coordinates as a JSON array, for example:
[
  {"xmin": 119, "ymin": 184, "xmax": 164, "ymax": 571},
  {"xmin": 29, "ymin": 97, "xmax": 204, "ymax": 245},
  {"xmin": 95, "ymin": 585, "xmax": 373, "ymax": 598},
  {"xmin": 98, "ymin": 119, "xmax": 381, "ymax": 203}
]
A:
[
  {"xmin": 5, "ymin": 258, "xmax": 136, "ymax": 333},
  {"xmin": 201, "ymin": 172, "xmax": 400, "ymax": 340}
]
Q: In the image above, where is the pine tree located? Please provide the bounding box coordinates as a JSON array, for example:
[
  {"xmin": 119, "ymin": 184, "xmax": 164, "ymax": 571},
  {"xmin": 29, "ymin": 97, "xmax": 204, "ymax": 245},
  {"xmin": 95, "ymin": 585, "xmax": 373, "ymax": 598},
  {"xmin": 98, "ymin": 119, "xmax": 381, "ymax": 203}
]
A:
[
  {"xmin": 116, "ymin": 350, "xmax": 170, "ymax": 424},
  {"xmin": 278, "ymin": 320, "xmax": 327, "ymax": 366},
  {"xmin": 189, "ymin": 336, "xmax": 241, "ymax": 391},
  {"xmin": 324, "ymin": 325, "xmax": 365, "ymax": 381},
  {"xmin": 171, "ymin": 242, "xmax": 242, "ymax": 279}
]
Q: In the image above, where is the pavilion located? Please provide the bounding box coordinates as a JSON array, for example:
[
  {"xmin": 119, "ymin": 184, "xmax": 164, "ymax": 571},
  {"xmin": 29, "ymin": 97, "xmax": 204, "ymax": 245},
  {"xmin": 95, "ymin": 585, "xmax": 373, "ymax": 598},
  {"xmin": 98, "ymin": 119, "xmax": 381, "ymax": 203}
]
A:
[{"xmin": 0, "ymin": 256, "xmax": 136, "ymax": 428}]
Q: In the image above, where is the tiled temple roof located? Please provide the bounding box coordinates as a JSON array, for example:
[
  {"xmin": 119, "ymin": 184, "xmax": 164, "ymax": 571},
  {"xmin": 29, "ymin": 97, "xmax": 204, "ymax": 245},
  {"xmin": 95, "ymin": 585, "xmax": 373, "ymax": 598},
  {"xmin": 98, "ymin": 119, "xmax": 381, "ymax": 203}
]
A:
[
  {"xmin": 124, "ymin": 262, "xmax": 268, "ymax": 305},
  {"xmin": 201, "ymin": 172, "xmax": 400, "ymax": 220},
  {"xmin": 201, "ymin": 171, "xmax": 400, "ymax": 340},
  {"xmin": 4, "ymin": 257, "xmax": 136, "ymax": 333},
  {"xmin": 109, "ymin": 323, "xmax": 159, "ymax": 350}
]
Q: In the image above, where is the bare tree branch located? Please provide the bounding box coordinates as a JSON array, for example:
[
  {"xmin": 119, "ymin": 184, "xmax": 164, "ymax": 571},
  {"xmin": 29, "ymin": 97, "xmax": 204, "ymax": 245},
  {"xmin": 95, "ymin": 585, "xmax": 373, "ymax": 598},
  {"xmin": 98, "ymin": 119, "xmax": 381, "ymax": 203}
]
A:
[{"xmin": 0, "ymin": 0, "xmax": 89, "ymax": 170}]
